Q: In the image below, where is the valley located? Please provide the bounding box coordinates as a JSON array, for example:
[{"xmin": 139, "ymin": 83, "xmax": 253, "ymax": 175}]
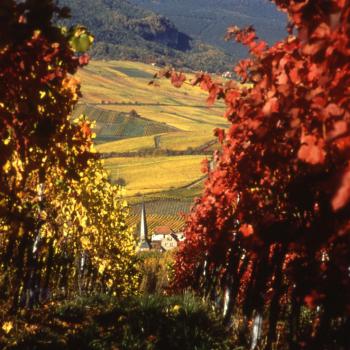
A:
[
  {"xmin": 3, "ymin": 2, "xmax": 347, "ymax": 348},
  {"xmin": 75, "ymin": 60, "xmax": 228, "ymax": 232}
]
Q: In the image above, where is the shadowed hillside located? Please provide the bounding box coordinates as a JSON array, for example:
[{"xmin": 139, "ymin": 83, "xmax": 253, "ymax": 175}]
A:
[
  {"xmin": 131, "ymin": 0, "xmax": 287, "ymax": 56},
  {"xmin": 58, "ymin": 0, "xmax": 233, "ymax": 72}
]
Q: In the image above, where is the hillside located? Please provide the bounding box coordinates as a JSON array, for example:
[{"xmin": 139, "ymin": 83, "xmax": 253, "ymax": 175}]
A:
[
  {"xmin": 77, "ymin": 60, "xmax": 226, "ymax": 154},
  {"xmin": 58, "ymin": 0, "xmax": 233, "ymax": 72},
  {"xmin": 73, "ymin": 105, "xmax": 178, "ymax": 143},
  {"xmin": 131, "ymin": 0, "xmax": 287, "ymax": 56}
]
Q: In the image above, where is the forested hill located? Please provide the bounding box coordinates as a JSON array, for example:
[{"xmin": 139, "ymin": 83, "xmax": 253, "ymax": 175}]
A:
[
  {"xmin": 130, "ymin": 0, "xmax": 287, "ymax": 56},
  {"xmin": 58, "ymin": 0, "xmax": 233, "ymax": 72}
]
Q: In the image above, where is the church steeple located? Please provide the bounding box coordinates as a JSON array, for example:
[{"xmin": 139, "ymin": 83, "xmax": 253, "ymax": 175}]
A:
[{"xmin": 139, "ymin": 202, "xmax": 151, "ymax": 250}]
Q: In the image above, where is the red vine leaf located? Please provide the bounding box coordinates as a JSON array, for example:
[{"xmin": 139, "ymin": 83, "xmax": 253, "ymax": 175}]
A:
[
  {"xmin": 332, "ymin": 165, "xmax": 350, "ymax": 211},
  {"xmin": 298, "ymin": 133, "xmax": 326, "ymax": 165},
  {"xmin": 171, "ymin": 72, "xmax": 186, "ymax": 88},
  {"xmin": 240, "ymin": 224, "xmax": 254, "ymax": 237},
  {"xmin": 262, "ymin": 97, "xmax": 279, "ymax": 116},
  {"xmin": 214, "ymin": 128, "xmax": 226, "ymax": 143}
]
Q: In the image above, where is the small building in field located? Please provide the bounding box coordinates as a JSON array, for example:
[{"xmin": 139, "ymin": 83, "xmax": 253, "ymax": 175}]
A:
[
  {"xmin": 150, "ymin": 226, "xmax": 172, "ymax": 252},
  {"xmin": 153, "ymin": 226, "xmax": 173, "ymax": 236},
  {"xmin": 136, "ymin": 204, "xmax": 185, "ymax": 253},
  {"xmin": 161, "ymin": 233, "xmax": 178, "ymax": 251},
  {"xmin": 222, "ymin": 71, "xmax": 233, "ymax": 79},
  {"xmin": 150, "ymin": 226, "xmax": 184, "ymax": 251}
]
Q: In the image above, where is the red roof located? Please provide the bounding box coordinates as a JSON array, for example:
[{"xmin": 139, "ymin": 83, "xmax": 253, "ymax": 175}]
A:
[{"xmin": 153, "ymin": 226, "xmax": 173, "ymax": 235}]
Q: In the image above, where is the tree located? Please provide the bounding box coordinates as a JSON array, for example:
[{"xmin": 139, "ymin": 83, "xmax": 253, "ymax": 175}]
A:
[
  {"xmin": 42, "ymin": 146, "xmax": 139, "ymax": 298},
  {"xmin": 165, "ymin": 1, "xmax": 350, "ymax": 349},
  {"xmin": 0, "ymin": 0, "xmax": 139, "ymax": 314}
]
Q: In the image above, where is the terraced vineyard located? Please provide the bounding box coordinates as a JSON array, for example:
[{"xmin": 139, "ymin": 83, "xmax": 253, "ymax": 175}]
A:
[
  {"xmin": 127, "ymin": 198, "xmax": 195, "ymax": 233},
  {"xmin": 132, "ymin": 199, "xmax": 192, "ymax": 216},
  {"xmin": 73, "ymin": 104, "xmax": 178, "ymax": 143},
  {"xmin": 127, "ymin": 213, "xmax": 186, "ymax": 235}
]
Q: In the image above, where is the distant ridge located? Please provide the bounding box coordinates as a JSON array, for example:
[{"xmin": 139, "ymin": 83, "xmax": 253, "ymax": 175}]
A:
[{"xmin": 130, "ymin": 0, "xmax": 287, "ymax": 57}]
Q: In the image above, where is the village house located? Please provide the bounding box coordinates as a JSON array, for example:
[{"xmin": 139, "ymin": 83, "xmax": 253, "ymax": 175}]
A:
[
  {"xmin": 153, "ymin": 227, "xmax": 185, "ymax": 251},
  {"xmin": 222, "ymin": 71, "xmax": 232, "ymax": 79},
  {"xmin": 138, "ymin": 204, "xmax": 184, "ymax": 252},
  {"xmin": 160, "ymin": 232, "xmax": 178, "ymax": 251},
  {"xmin": 150, "ymin": 226, "xmax": 184, "ymax": 251}
]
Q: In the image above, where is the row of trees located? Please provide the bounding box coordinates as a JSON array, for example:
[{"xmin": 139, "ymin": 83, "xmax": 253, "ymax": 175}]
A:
[
  {"xmin": 0, "ymin": 0, "xmax": 139, "ymax": 314},
  {"xmin": 167, "ymin": 0, "xmax": 350, "ymax": 349}
]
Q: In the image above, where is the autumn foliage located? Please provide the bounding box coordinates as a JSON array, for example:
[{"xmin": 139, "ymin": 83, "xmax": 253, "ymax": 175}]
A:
[
  {"xmin": 168, "ymin": 1, "xmax": 350, "ymax": 349},
  {"xmin": 0, "ymin": 0, "xmax": 139, "ymax": 316}
]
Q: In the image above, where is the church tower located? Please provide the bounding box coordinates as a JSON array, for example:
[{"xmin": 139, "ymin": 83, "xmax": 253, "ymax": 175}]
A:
[{"xmin": 139, "ymin": 202, "xmax": 151, "ymax": 251}]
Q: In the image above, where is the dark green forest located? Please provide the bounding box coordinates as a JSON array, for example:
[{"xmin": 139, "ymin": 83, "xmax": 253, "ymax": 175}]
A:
[{"xmin": 58, "ymin": 0, "xmax": 233, "ymax": 72}]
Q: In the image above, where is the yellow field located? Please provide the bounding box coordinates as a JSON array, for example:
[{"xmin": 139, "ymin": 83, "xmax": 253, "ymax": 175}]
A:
[
  {"xmin": 158, "ymin": 131, "xmax": 215, "ymax": 151},
  {"xmin": 96, "ymin": 135, "xmax": 156, "ymax": 153},
  {"xmin": 96, "ymin": 131, "xmax": 215, "ymax": 153},
  {"xmin": 99, "ymin": 104, "xmax": 226, "ymax": 132},
  {"xmin": 78, "ymin": 60, "xmax": 223, "ymax": 107},
  {"xmin": 103, "ymin": 156, "xmax": 205, "ymax": 195}
]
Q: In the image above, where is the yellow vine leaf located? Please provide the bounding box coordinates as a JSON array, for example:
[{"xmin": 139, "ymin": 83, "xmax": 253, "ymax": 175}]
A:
[{"xmin": 2, "ymin": 321, "xmax": 13, "ymax": 334}]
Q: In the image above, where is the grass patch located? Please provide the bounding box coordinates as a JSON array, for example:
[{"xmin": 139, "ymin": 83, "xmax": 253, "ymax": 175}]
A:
[{"xmin": 3, "ymin": 294, "xmax": 234, "ymax": 350}]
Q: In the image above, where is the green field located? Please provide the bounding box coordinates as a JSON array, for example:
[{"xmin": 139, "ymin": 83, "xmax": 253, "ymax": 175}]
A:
[{"xmin": 75, "ymin": 60, "xmax": 226, "ymax": 231}]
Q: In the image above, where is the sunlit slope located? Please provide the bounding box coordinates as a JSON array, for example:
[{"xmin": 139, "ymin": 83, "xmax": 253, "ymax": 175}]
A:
[
  {"xmin": 77, "ymin": 60, "xmax": 227, "ymax": 152},
  {"xmin": 96, "ymin": 131, "xmax": 215, "ymax": 153},
  {"xmin": 78, "ymin": 60, "xmax": 223, "ymax": 107},
  {"xmin": 103, "ymin": 156, "xmax": 205, "ymax": 195}
]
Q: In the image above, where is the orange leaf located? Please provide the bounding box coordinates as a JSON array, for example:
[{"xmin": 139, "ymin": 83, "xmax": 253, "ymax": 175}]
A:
[
  {"xmin": 312, "ymin": 22, "xmax": 330, "ymax": 39},
  {"xmin": 171, "ymin": 72, "xmax": 186, "ymax": 88},
  {"xmin": 250, "ymin": 40, "xmax": 267, "ymax": 56},
  {"xmin": 240, "ymin": 224, "xmax": 254, "ymax": 237},
  {"xmin": 289, "ymin": 67, "xmax": 301, "ymax": 84},
  {"xmin": 325, "ymin": 103, "xmax": 344, "ymax": 118},
  {"xmin": 298, "ymin": 133, "xmax": 326, "ymax": 165},
  {"xmin": 327, "ymin": 120, "xmax": 348, "ymax": 141},
  {"xmin": 332, "ymin": 165, "xmax": 350, "ymax": 211},
  {"xmin": 214, "ymin": 128, "xmax": 225, "ymax": 143},
  {"xmin": 262, "ymin": 97, "xmax": 279, "ymax": 116}
]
